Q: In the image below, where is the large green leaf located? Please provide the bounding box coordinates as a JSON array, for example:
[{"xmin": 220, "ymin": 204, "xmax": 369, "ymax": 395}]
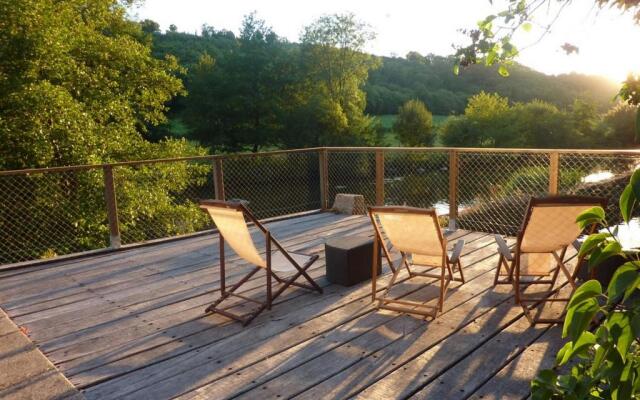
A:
[
  {"xmin": 559, "ymin": 331, "xmax": 596, "ymax": 365},
  {"xmin": 589, "ymin": 241, "xmax": 622, "ymax": 270},
  {"xmin": 612, "ymin": 357, "xmax": 633, "ymax": 400},
  {"xmin": 563, "ymin": 297, "xmax": 599, "ymax": 341},
  {"xmin": 631, "ymin": 168, "xmax": 640, "ymax": 201},
  {"xmin": 579, "ymin": 233, "xmax": 613, "ymax": 258},
  {"xmin": 606, "ymin": 312, "xmax": 633, "ymax": 362},
  {"xmin": 607, "ymin": 262, "xmax": 640, "ymax": 304},
  {"xmin": 531, "ymin": 369, "xmax": 557, "ymax": 400},
  {"xmin": 568, "ymin": 280, "xmax": 602, "ymax": 309},
  {"xmin": 576, "ymin": 206, "xmax": 606, "ymax": 230},
  {"xmin": 619, "ymin": 184, "xmax": 637, "ymax": 224}
]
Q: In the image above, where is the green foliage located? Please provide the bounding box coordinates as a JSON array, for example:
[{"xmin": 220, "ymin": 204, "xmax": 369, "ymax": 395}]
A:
[
  {"xmin": 438, "ymin": 91, "xmax": 634, "ymax": 149},
  {"xmin": 455, "ymin": 0, "xmax": 640, "ymax": 143},
  {"xmin": 503, "ymin": 166, "xmax": 582, "ymax": 195},
  {"xmin": 466, "ymin": 91, "xmax": 510, "ymax": 120},
  {"xmin": 365, "ymin": 53, "xmax": 618, "ymax": 116},
  {"xmin": 177, "ymin": 13, "xmax": 381, "ymax": 151},
  {"xmin": 531, "ymin": 170, "xmax": 640, "ymax": 399},
  {"xmin": 393, "ymin": 100, "xmax": 434, "ymax": 146},
  {"xmin": 0, "ymin": 0, "xmax": 209, "ymax": 259}
]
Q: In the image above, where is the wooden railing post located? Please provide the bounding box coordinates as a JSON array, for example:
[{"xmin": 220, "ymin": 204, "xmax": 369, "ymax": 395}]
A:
[
  {"xmin": 213, "ymin": 157, "xmax": 225, "ymax": 201},
  {"xmin": 448, "ymin": 149, "xmax": 459, "ymax": 230},
  {"xmin": 549, "ymin": 151, "xmax": 559, "ymax": 195},
  {"xmin": 103, "ymin": 165, "xmax": 121, "ymax": 249},
  {"xmin": 319, "ymin": 148, "xmax": 329, "ymax": 209},
  {"xmin": 375, "ymin": 149, "xmax": 385, "ymax": 206}
]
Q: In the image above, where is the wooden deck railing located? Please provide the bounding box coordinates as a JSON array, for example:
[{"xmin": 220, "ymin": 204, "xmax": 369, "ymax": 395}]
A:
[{"xmin": 1, "ymin": 146, "xmax": 639, "ymax": 265}]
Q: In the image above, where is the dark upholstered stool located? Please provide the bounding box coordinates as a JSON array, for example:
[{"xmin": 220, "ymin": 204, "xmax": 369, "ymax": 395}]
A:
[{"xmin": 325, "ymin": 236, "xmax": 382, "ymax": 286}]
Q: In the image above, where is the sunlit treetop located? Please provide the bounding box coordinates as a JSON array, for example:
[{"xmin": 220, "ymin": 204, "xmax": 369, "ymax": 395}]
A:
[{"xmin": 454, "ymin": 0, "xmax": 640, "ymax": 102}]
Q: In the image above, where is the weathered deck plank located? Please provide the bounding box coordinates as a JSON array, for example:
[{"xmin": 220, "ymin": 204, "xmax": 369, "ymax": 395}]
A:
[{"xmin": 0, "ymin": 212, "xmax": 569, "ymax": 400}]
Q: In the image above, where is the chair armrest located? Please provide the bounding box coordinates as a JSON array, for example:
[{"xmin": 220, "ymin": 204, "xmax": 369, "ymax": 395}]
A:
[
  {"xmin": 495, "ymin": 234, "xmax": 513, "ymax": 261},
  {"xmin": 449, "ymin": 239, "xmax": 465, "ymax": 264}
]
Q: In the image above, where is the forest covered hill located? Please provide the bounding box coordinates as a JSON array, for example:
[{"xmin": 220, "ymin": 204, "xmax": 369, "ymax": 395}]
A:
[{"xmin": 149, "ymin": 28, "xmax": 619, "ymax": 118}]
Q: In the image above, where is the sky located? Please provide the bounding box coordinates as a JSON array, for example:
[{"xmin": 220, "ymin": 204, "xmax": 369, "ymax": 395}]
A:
[{"xmin": 133, "ymin": 0, "xmax": 640, "ymax": 83}]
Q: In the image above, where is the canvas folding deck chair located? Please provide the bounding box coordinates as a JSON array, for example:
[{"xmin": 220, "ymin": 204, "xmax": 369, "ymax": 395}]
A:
[
  {"xmin": 369, "ymin": 206, "xmax": 466, "ymax": 319},
  {"xmin": 493, "ymin": 196, "xmax": 607, "ymax": 325},
  {"xmin": 199, "ymin": 200, "xmax": 322, "ymax": 326}
]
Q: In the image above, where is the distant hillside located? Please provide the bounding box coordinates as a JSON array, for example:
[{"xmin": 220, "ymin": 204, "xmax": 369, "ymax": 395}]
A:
[
  {"xmin": 365, "ymin": 54, "xmax": 619, "ymax": 115},
  {"xmin": 149, "ymin": 31, "xmax": 619, "ymax": 118}
]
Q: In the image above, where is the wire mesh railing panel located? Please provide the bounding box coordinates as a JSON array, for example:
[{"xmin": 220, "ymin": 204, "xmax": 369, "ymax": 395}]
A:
[
  {"xmin": 559, "ymin": 153, "xmax": 640, "ymax": 224},
  {"xmin": 327, "ymin": 151, "xmax": 376, "ymax": 207},
  {"xmin": 384, "ymin": 150, "xmax": 450, "ymax": 213},
  {"xmin": 114, "ymin": 160, "xmax": 214, "ymax": 245},
  {"xmin": 457, "ymin": 151, "xmax": 551, "ymax": 235},
  {"xmin": 223, "ymin": 151, "xmax": 321, "ymax": 219},
  {"xmin": 0, "ymin": 169, "xmax": 109, "ymax": 264}
]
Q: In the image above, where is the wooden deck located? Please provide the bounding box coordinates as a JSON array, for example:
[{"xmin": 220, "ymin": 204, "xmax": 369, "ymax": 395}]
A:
[{"xmin": 0, "ymin": 212, "xmax": 571, "ymax": 400}]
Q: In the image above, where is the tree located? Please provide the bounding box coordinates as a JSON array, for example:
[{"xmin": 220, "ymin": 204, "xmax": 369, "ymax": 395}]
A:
[
  {"xmin": 183, "ymin": 13, "xmax": 295, "ymax": 151},
  {"xmin": 438, "ymin": 92, "xmax": 602, "ymax": 149},
  {"xmin": 458, "ymin": 92, "xmax": 512, "ymax": 147},
  {"xmin": 602, "ymin": 103, "xmax": 640, "ymax": 147},
  {"xmin": 455, "ymin": 0, "xmax": 640, "ymax": 141},
  {"xmin": 0, "ymin": 0, "xmax": 191, "ymax": 169},
  {"xmin": 465, "ymin": 91, "xmax": 510, "ymax": 121},
  {"xmin": 140, "ymin": 19, "xmax": 160, "ymax": 35},
  {"xmin": 0, "ymin": 0, "xmax": 208, "ymax": 260},
  {"xmin": 299, "ymin": 13, "xmax": 381, "ymax": 145},
  {"xmin": 394, "ymin": 100, "xmax": 434, "ymax": 146}
]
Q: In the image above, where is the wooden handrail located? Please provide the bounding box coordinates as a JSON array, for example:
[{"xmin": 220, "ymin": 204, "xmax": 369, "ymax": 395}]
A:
[
  {"xmin": 2, "ymin": 146, "xmax": 639, "ymax": 176},
  {"xmin": 0, "ymin": 147, "xmax": 324, "ymax": 176}
]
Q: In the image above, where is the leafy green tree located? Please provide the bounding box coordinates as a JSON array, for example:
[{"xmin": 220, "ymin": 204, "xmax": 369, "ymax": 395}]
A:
[
  {"xmin": 602, "ymin": 103, "xmax": 640, "ymax": 147},
  {"xmin": 0, "ymin": 0, "xmax": 208, "ymax": 260},
  {"xmin": 299, "ymin": 13, "xmax": 381, "ymax": 145},
  {"xmin": 506, "ymin": 100, "xmax": 576, "ymax": 148},
  {"xmin": 140, "ymin": 19, "xmax": 161, "ymax": 34},
  {"xmin": 0, "ymin": 0, "xmax": 191, "ymax": 169},
  {"xmin": 438, "ymin": 92, "xmax": 603, "ymax": 149},
  {"xmin": 183, "ymin": 13, "xmax": 295, "ymax": 151},
  {"xmin": 394, "ymin": 99, "xmax": 434, "ymax": 146},
  {"xmin": 440, "ymin": 92, "xmax": 512, "ymax": 147},
  {"xmin": 455, "ymin": 0, "xmax": 640, "ymax": 142},
  {"xmin": 466, "ymin": 91, "xmax": 510, "ymax": 121},
  {"xmin": 440, "ymin": 115, "xmax": 478, "ymax": 147}
]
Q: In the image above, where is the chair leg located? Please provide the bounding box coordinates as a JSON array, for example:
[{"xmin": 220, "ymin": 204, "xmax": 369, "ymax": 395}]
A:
[
  {"xmin": 205, "ymin": 267, "xmax": 261, "ymax": 313},
  {"xmin": 295, "ymin": 255, "xmax": 323, "ymax": 293},
  {"xmin": 446, "ymin": 262, "xmax": 454, "ymax": 281},
  {"xmin": 493, "ymin": 255, "xmax": 503, "ymax": 286},
  {"xmin": 438, "ymin": 264, "xmax": 447, "ymax": 312},
  {"xmin": 514, "ymin": 257, "xmax": 521, "ymax": 305},
  {"xmin": 457, "ymin": 260, "xmax": 466, "ymax": 284},
  {"xmin": 377, "ymin": 264, "xmax": 402, "ymax": 308}
]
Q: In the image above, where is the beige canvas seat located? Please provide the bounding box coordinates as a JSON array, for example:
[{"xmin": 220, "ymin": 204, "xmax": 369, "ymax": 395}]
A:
[
  {"xmin": 200, "ymin": 200, "xmax": 322, "ymax": 326},
  {"xmin": 369, "ymin": 206, "xmax": 465, "ymax": 319},
  {"xmin": 493, "ymin": 196, "xmax": 606, "ymax": 325}
]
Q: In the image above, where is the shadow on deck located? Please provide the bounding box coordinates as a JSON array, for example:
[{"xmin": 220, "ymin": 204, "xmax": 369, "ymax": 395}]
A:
[{"xmin": 0, "ymin": 212, "xmax": 567, "ymax": 400}]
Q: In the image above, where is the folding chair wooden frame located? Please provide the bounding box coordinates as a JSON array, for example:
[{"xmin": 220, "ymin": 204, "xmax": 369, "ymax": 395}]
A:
[
  {"xmin": 493, "ymin": 196, "xmax": 606, "ymax": 325},
  {"xmin": 369, "ymin": 206, "xmax": 465, "ymax": 319},
  {"xmin": 200, "ymin": 200, "xmax": 322, "ymax": 326}
]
